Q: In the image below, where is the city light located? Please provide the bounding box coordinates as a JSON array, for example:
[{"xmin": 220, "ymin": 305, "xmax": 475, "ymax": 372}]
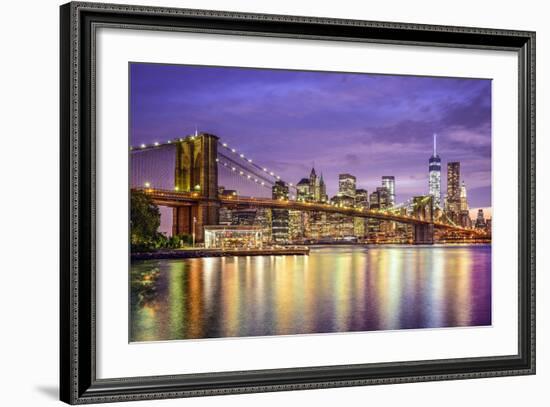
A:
[{"xmin": 131, "ymin": 134, "xmax": 489, "ymax": 245}]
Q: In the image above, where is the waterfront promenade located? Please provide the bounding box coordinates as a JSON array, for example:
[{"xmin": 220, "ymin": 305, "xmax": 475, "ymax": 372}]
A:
[{"xmin": 131, "ymin": 246, "xmax": 310, "ymax": 260}]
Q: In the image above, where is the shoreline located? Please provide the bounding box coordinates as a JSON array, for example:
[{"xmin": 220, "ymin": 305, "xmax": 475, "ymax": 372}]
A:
[
  {"xmin": 131, "ymin": 242, "xmax": 491, "ymax": 260},
  {"xmin": 131, "ymin": 247, "xmax": 310, "ymax": 260}
]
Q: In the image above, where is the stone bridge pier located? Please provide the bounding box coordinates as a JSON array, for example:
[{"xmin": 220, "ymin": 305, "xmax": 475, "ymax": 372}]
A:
[
  {"xmin": 413, "ymin": 223, "xmax": 434, "ymax": 245},
  {"xmin": 171, "ymin": 133, "xmax": 219, "ymax": 242},
  {"xmin": 412, "ymin": 195, "xmax": 435, "ymax": 245}
]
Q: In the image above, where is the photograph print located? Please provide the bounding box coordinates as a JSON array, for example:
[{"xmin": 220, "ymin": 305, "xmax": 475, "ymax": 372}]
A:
[{"xmin": 129, "ymin": 63, "xmax": 492, "ymax": 342}]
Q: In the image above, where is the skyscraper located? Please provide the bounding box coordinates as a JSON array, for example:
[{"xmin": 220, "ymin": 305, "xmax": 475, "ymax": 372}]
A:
[
  {"xmin": 296, "ymin": 178, "xmax": 310, "ymax": 201},
  {"xmin": 447, "ymin": 161, "xmax": 461, "ymax": 214},
  {"xmin": 460, "ymin": 181, "xmax": 469, "ymax": 211},
  {"xmin": 319, "ymin": 173, "xmax": 327, "ymax": 202},
  {"xmin": 458, "ymin": 181, "xmax": 471, "ymax": 227},
  {"xmin": 369, "ymin": 187, "xmax": 389, "ymax": 210},
  {"xmin": 271, "ymin": 181, "xmax": 289, "ymax": 243},
  {"xmin": 354, "ymin": 189, "xmax": 369, "ymax": 239},
  {"xmin": 338, "ymin": 173, "xmax": 356, "ymax": 197},
  {"xmin": 309, "ymin": 167, "xmax": 321, "ymax": 202},
  {"xmin": 376, "ymin": 187, "xmax": 390, "ymax": 209},
  {"xmin": 429, "ymin": 133, "xmax": 441, "ymax": 208},
  {"xmin": 382, "ymin": 176, "xmax": 395, "ymax": 207},
  {"xmin": 369, "ymin": 190, "xmax": 379, "ymax": 209},
  {"xmin": 355, "ymin": 189, "xmax": 369, "ymax": 209},
  {"xmin": 475, "ymin": 208, "xmax": 486, "ymax": 229},
  {"xmin": 288, "ymin": 210, "xmax": 303, "ymax": 242}
]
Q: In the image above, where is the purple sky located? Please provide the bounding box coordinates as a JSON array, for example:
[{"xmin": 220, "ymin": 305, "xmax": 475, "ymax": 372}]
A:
[{"xmin": 130, "ymin": 63, "xmax": 492, "ymax": 208}]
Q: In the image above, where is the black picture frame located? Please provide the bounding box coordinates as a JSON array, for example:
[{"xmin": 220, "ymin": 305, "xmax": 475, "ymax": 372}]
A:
[{"xmin": 60, "ymin": 2, "xmax": 536, "ymax": 404}]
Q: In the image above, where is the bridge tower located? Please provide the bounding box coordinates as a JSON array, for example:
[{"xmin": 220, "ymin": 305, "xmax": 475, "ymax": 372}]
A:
[
  {"xmin": 412, "ymin": 195, "xmax": 434, "ymax": 244},
  {"xmin": 172, "ymin": 133, "xmax": 219, "ymax": 242}
]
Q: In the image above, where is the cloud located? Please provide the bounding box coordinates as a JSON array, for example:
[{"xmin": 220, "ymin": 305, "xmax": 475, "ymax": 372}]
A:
[{"xmin": 130, "ymin": 64, "xmax": 492, "ymax": 206}]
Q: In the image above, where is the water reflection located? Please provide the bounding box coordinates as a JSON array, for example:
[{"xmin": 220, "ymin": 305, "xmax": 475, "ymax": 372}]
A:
[{"xmin": 130, "ymin": 245, "xmax": 491, "ymax": 342}]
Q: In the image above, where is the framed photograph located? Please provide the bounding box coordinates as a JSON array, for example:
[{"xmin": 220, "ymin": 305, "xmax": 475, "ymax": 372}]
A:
[{"xmin": 60, "ymin": 1, "xmax": 535, "ymax": 404}]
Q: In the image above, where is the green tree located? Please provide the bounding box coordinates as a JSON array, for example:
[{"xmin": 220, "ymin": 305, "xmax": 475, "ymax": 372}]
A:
[{"xmin": 130, "ymin": 190, "xmax": 161, "ymax": 248}]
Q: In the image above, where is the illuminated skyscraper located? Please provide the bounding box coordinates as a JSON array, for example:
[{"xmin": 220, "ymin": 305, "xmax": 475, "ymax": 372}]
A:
[
  {"xmin": 338, "ymin": 173, "xmax": 356, "ymax": 198},
  {"xmin": 377, "ymin": 187, "xmax": 390, "ymax": 209},
  {"xmin": 458, "ymin": 181, "xmax": 471, "ymax": 227},
  {"xmin": 355, "ymin": 189, "xmax": 369, "ymax": 209},
  {"xmin": 447, "ymin": 161, "xmax": 461, "ymax": 214},
  {"xmin": 271, "ymin": 181, "xmax": 289, "ymax": 243},
  {"xmin": 460, "ymin": 181, "xmax": 469, "ymax": 211},
  {"xmin": 475, "ymin": 208, "xmax": 486, "ymax": 229},
  {"xmin": 382, "ymin": 176, "xmax": 395, "ymax": 207},
  {"xmin": 429, "ymin": 133, "xmax": 441, "ymax": 208},
  {"xmin": 288, "ymin": 210, "xmax": 304, "ymax": 242},
  {"xmin": 309, "ymin": 167, "xmax": 321, "ymax": 202},
  {"xmin": 319, "ymin": 173, "xmax": 327, "ymax": 202},
  {"xmin": 354, "ymin": 189, "xmax": 369, "ymax": 238},
  {"xmin": 296, "ymin": 178, "xmax": 310, "ymax": 201},
  {"xmin": 369, "ymin": 187, "xmax": 389, "ymax": 210}
]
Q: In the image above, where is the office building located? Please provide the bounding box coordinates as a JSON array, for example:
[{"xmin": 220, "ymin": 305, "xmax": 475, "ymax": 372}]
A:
[
  {"xmin": 382, "ymin": 176, "xmax": 395, "ymax": 207},
  {"xmin": 271, "ymin": 180, "xmax": 289, "ymax": 243},
  {"xmin": 429, "ymin": 133, "xmax": 442, "ymax": 208},
  {"xmin": 475, "ymin": 208, "xmax": 486, "ymax": 229},
  {"xmin": 446, "ymin": 161, "xmax": 461, "ymax": 215},
  {"xmin": 338, "ymin": 173, "xmax": 356, "ymax": 198}
]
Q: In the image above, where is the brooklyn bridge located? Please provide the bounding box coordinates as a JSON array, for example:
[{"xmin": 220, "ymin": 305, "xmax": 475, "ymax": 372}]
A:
[{"xmin": 130, "ymin": 132, "xmax": 487, "ymax": 244}]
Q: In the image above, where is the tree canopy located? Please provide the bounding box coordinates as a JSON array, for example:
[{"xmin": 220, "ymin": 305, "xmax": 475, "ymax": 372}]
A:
[{"xmin": 130, "ymin": 190, "xmax": 161, "ymax": 247}]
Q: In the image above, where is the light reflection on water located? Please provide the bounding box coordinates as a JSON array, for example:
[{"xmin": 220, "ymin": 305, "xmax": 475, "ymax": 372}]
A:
[{"xmin": 130, "ymin": 245, "xmax": 491, "ymax": 342}]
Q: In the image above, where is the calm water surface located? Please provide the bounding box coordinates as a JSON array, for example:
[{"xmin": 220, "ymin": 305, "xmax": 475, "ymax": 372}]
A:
[{"xmin": 130, "ymin": 245, "xmax": 491, "ymax": 342}]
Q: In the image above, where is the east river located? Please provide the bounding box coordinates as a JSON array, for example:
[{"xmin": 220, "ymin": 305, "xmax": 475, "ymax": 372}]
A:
[{"xmin": 130, "ymin": 245, "xmax": 491, "ymax": 342}]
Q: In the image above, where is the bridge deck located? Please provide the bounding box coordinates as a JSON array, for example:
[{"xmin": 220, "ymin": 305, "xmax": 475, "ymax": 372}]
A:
[{"xmin": 133, "ymin": 188, "xmax": 481, "ymax": 233}]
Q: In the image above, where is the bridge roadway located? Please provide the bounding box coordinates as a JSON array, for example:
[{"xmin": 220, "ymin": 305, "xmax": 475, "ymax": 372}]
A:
[{"xmin": 135, "ymin": 188, "xmax": 475, "ymax": 232}]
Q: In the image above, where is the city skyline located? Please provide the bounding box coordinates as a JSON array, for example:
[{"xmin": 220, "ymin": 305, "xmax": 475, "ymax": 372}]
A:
[{"xmin": 130, "ymin": 63, "xmax": 492, "ymax": 208}]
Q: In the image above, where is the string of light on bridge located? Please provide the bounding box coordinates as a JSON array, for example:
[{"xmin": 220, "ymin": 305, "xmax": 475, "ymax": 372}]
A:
[
  {"xmin": 129, "ymin": 137, "xmax": 296, "ymax": 190},
  {"xmin": 130, "ymin": 141, "xmax": 169, "ymax": 151},
  {"xmin": 217, "ymin": 158, "xmax": 271, "ymax": 189},
  {"xmin": 217, "ymin": 158, "xmax": 297, "ymax": 199},
  {"xmin": 129, "ymin": 136, "xmax": 297, "ymax": 198},
  {"xmin": 217, "ymin": 141, "xmax": 297, "ymax": 190},
  {"xmin": 129, "ymin": 134, "xmax": 204, "ymax": 151}
]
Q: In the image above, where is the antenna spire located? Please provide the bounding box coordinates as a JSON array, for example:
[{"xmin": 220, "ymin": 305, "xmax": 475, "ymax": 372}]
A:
[{"xmin": 433, "ymin": 133, "xmax": 437, "ymax": 156}]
